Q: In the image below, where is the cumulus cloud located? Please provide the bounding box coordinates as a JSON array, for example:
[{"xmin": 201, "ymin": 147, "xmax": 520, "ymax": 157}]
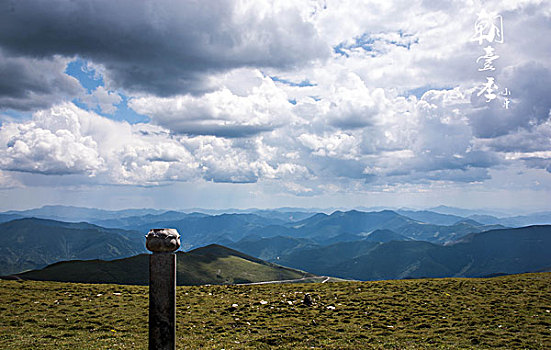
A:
[
  {"xmin": 0, "ymin": 103, "xmax": 312, "ymax": 186},
  {"xmin": 129, "ymin": 72, "xmax": 294, "ymax": 137},
  {"xmin": 0, "ymin": 107, "xmax": 104, "ymax": 175},
  {"xmin": 80, "ymin": 86, "xmax": 122, "ymax": 114},
  {"xmin": 282, "ymin": 85, "xmax": 502, "ymax": 185},
  {"xmin": 298, "ymin": 132, "xmax": 360, "ymax": 159},
  {"xmin": 0, "ymin": 0, "xmax": 549, "ymax": 202},
  {"xmin": 0, "ymin": 103, "xmax": 193, "ymax": 183},
  {"xmin": 179, "ymin": 135, "xmax": 311, "ymax": 183}
]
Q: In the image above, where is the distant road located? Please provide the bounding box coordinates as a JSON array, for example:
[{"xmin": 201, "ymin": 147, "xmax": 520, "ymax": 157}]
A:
[{"xmin": 240, "ymin": 276, "xmax": 332, "ymax": 285}]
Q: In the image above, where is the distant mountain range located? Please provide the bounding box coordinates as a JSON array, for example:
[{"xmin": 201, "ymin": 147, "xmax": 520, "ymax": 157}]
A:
[
  {"xmin": 34, "ymin": 208, "xmax": 506, "ymax": 249},
  {"xmin": 427, "ymin": 205, "xmax": 551, "ymax": 226},
  {"xmin": 2, "ymin": 205, "xmax": 166, "ymax": 223},
  {"xmin": 9, "ymin": 226, "xmax": 551, "ymax": 284},
  {"xmin": 1, "ymin": 205, "xmax": 551, "ymax": 282},
  {"xmin": 0, "ymin": 218, "xmax": 145, "ymax": 275},
  {"xmin": 5, "ymin": 204, "xmax": 551, "ymax": 226},
  {"xmin": 271, "ymin": 226, "xmax": 551, "ymax": 280},
  {"xmin": 13, "ymin": 244, "xmax": 314, "ymax": 286}
]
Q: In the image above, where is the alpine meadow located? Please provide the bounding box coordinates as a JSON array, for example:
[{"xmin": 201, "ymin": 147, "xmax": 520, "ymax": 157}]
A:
[{"xmin": 1, "ymin": 0, "xmax": 551, "ymax": 349}]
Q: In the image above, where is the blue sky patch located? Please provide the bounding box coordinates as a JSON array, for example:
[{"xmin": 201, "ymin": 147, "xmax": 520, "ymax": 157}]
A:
[
  {"xmin": 111, "ymin": 95, "xmax": 150, "ymax": 124},
  {"xmin": 406, "ymin": 85, "xmax": 455, "ymax": 99},
  {"xmin": 271, "ymin": 76, "xmax": 316, "ymax": 87},
  {"xmin": 65, "ymin": 58, "xmax": 103, "ymax": 93},
  {"xmin": 0, "ymin": 109, "xmax": 33, "ymax": 123},
  {"xmin": 334, "ymin": 31, "xmax": 418, "ymax": 57},
  {"xmin": 66, "ymin": 58, "xmax": 149, "ymax": 124}
]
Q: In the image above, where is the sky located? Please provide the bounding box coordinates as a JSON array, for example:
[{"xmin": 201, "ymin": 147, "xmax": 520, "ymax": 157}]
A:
[{"xmin": 0, "ymin": 0, "xmax": 550, "ymax": 212}]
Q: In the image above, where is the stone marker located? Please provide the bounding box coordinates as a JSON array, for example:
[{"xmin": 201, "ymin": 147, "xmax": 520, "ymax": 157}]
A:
[
  {"xmin": 303, "ymin": 293, "xmax": 314, "ymax": 306},
  {"xmin": 146, "ymin": 228, "xmax": 180, "ymax": 350}
]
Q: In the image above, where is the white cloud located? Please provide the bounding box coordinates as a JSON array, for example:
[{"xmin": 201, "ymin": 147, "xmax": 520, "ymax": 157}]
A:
[
  {"xmin": 129, "ymin": 72, "xmax": 294, "ymax": 137},
  {"xmin": 0, "ymin": 103, "xmax": 313, "ymax": 186},
  {"xmin": 0, "ymin": 0, "xmax": 550, "ymax": 208},
  {"xmin": 179, "ymin": 135, "xmax": 310, "ymax": 183},
  {"xmin": 0, "ymin": 103, "xmax": 195, "ymax": 184},
  {"xmin": 0, "ymin": 106, "xmax": 104, "ymax": 175},
  {"xmin": 298, "ymin": 132, "xmax": 359, "ymax": 159},
  {"xmin": 80, "ymin": 86, "xmax": 122, "ymax": 114}
]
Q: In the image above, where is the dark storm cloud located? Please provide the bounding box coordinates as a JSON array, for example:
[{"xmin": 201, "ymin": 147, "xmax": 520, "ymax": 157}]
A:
[
  {"xmin": 468, "ymin": 64, "xmax": 551, "ymax": 138},
  {"xmin": 0, "ymin": 0, "xmax": 328, "ymax": 98},
  {"xmin": 0, "ymin": 50, "xmax": 83, "ymax": 110}
]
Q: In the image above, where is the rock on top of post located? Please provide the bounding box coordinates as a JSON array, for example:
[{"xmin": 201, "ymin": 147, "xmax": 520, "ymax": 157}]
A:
[{"xmin": 145, "ymin": 228, "xmax": 181, "ymax": 253}]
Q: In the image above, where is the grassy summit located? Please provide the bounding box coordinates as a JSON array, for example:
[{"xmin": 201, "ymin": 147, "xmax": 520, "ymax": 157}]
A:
[
  {"xmin": 16, "ymin": 244, "xmax": 315, "ymax": 285},
  {"xmin": 1, "ymin": 273, "xmax": 550, "ymax": 349}
]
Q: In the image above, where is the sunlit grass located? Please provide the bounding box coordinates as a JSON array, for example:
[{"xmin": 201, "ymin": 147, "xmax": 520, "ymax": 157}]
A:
[{"xmin": 1, "ymin": 273, "xmax": 550, "ymax": 349}]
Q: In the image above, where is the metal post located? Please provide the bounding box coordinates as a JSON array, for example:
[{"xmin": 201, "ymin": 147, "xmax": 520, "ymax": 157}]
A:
[{"xmin": 145, "ymin": 228, "xmax": 180, "ymax": 350}]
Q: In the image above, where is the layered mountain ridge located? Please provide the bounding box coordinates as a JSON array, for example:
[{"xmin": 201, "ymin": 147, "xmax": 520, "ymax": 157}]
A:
[{"xmin": 2, "ymin": 205, "xmax": 550, "ymax": 283}]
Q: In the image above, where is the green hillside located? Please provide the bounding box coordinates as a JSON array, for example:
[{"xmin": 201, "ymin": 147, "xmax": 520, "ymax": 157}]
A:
[
  {"xmin": 15, "ymin": 244, "xmax": 314, "ymax": 286},
  {"xmin": 0, "ymin": 218, "xmax": 146, "ymax": 275},
  {"xmin": 278, "ymin": 225, "xmax": 551, "ymax": 280},
  {"xmin": 1, "ymin": 273, "xmax": 550, "ymax": 349}
]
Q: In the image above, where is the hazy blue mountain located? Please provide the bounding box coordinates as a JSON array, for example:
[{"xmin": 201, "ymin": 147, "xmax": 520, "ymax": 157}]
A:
[
  {"xmin": 148, "ymin": 209, "xmax": 504, "ymax": 248},
  {"xmin": 180, "ymin": 206, "xmax": 330, "ymax": 216},
  {"xmin": 91, "ymin": 210, "xmax": 206, "ymax": 228},
  {"xmin": 2, "ymin": 205, "xmax": 166, "ymax": 223},
  {"xmin": 318, "ymin": 229, "xmax": 411, "ymax": 244},
  {"xmin": 285, "ymin": 209, "xmax": 503, "ymax": 244},
  {"xmin": 250, "ymin": 210, "xmax": 317, "ymax": 223},
  {"xmin": 450, "ymin": 225, "xmax": 551, "ymax": 276},
  {"xmin": 229, "ymin": 228, "xmax": 412, "ymax": 263},
  {"xmin": 279, "ymin": 225, "xmax": 551, "ymax": 281},
  {"xmin": 0, "ymin": 206, "xmax": 524, "ymax": 278},
  {"xmin": 453, "ymin": 218, "xmax": 485, "ymax": 226},
  {"xmin": 277, "ymin": 240, "xmax": 381, "ymax": 276},
  {"xmin": 287, "ymin": 210, "xmax": 416, "ymax": 239},
  {"xmin": 15, "ymin": 244, "xmax": 314, "ymax": 286},
  {"xmin": 331, "ymin": 240, "xmax": 463, "ymax": 280},
  {"xmin": 229, "ymin": 235, "xmax": 318, "ymax": 261},
  {"xmin": 396, "ymin": 210, "xmax": 465, "ymax": 226},
  {"xmin": 508, "ymin": 212, "xmax": 551, "ymax": 226},
  {"xmin": 364, "ymin": 229, "xmax": 412, "ymax": 242},
  {"xmin": 319, "ymin": 232, "xmax": 366, "ymax": 245},
  {"xmin": 13, "ymin": 226, "xmax": 550, "ymax": 284},
  {"xmin": 428, "ymin": 205, "xmax": 511, "ymax": 218},
  {"xmin": 392, "ymin": 220, "xmax": 505, "ymax": 243},
  {"xmin": 0, "ymin": 213, "xmax": 24, "ymax": 223},
  {"xmin": 2, "ymin": 206, "xmax": 514, "ymax": 247},
  {"xmin": 468, "ymin": 212, "xmax": 551, "ymax": 227},
  {"xmin": 0, "ymin": 218, "xmax": 146, "ymax": 275},
  {"xmin": 122, "ymin": 213, "xmax": 292, "ymax": 250},
  {"xmin": 467, "ymin": 214, "xmax": 503, "ymax": 225}
]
